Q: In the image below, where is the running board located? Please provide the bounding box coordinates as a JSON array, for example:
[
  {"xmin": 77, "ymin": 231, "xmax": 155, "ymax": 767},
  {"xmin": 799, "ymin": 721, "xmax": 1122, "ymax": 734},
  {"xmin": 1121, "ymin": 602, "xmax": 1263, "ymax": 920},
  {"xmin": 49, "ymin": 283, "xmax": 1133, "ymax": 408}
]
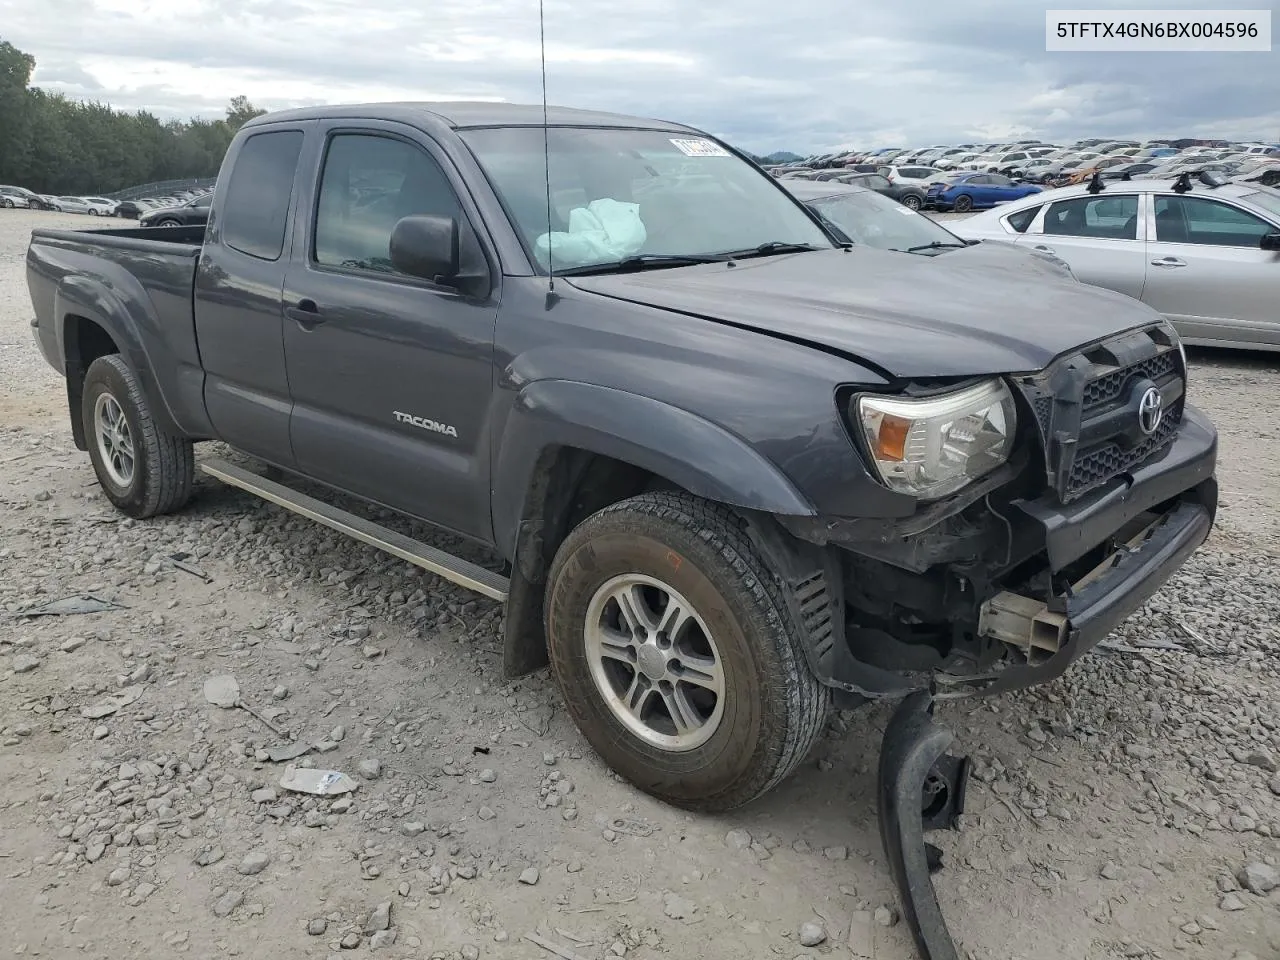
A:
[{"xmin": 200, "ymin": 458, "xmax": 510, "ymax": 602}]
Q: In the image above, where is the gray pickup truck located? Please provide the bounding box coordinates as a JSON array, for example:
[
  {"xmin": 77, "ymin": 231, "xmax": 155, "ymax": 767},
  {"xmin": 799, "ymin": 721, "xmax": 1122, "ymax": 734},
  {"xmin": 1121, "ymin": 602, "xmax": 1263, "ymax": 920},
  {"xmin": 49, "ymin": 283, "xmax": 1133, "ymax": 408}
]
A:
[{"xmin": 27, "ymin": 102, "xmax": 1217, "ymax": 957}]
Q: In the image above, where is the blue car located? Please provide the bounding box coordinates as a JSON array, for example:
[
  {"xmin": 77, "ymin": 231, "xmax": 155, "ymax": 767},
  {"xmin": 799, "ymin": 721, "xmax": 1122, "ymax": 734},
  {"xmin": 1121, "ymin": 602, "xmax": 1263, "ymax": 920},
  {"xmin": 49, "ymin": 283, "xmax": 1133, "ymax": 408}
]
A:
[{"xmin": 926, "ymin": 173, "xmax": 1042, "ymax": 212}]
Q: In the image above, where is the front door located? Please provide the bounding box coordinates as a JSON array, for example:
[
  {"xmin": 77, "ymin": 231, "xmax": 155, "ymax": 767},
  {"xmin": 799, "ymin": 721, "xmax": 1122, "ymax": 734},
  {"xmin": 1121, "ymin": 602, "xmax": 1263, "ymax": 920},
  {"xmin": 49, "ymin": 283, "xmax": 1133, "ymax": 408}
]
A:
[
  {"xmin": 1022, "ymin": 192, "xmax": 1147, "ymax": 299},
  {"xmin": 1141, "ymin": 193, "xmax": 1280, "ymax": 346},
  {"xmin": 281, "ymin": 123, "xmax": 499, "ymax": 541}
]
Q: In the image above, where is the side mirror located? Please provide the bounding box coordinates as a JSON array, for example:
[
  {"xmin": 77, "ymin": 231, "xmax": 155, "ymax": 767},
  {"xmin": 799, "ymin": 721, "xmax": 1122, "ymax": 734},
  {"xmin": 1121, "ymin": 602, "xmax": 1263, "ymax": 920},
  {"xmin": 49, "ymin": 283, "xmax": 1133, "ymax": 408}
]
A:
[
  {"xmin": 390, "ymin": 215, "xmax": 459, "ymax": 282},
  {"xmin": 1261, "ymin": 232, "xmax": 1280, "ymax": 251},
  {"xmin": 390, "ymin": 214, "xmax": 490, "ymax": 296}
]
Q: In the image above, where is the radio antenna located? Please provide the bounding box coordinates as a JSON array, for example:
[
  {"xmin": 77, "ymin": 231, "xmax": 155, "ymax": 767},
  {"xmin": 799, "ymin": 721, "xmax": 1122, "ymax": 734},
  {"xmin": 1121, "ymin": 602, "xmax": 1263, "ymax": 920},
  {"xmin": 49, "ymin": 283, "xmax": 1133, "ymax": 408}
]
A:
[{"xmin": 539, "ymin": 0, "xmax": 557, "ymax": 304}]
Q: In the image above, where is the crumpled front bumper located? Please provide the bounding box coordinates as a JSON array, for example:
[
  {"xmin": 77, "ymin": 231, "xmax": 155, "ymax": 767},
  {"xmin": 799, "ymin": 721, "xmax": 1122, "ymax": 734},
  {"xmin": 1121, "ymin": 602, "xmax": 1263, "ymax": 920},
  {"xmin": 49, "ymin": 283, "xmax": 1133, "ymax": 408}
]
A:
[{"xmin": 979, "ymin": 404, "xmax": 1217, "ymax": 696}]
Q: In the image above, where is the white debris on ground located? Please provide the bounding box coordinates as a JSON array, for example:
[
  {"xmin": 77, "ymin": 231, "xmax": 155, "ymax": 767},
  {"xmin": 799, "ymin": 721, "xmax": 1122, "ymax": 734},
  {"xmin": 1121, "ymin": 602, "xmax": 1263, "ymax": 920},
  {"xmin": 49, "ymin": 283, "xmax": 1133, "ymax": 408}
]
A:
[{"xmin": 1, "ymin": 209, "xmax": 1278, "ymax": 959}]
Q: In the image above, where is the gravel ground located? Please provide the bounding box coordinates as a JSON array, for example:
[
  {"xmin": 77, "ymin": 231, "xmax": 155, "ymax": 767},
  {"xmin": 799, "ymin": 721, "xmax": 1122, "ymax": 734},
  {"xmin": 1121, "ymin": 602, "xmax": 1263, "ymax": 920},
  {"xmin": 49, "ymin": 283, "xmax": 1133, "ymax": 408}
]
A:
[{"xmin": 1, "ymin": 207, "xmax": 1278, "ymax": 960}]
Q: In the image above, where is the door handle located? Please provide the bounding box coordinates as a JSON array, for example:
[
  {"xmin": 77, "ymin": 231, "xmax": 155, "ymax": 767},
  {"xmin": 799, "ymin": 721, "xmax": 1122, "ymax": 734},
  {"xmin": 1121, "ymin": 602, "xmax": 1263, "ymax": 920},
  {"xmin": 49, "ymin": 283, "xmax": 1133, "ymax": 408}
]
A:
[
  {"xmin": 1033, "ymin": 244, "xmax": 1055, "ymax": 254},
  {"xmin": 285, "ymin": 298, "xmax": 324, "ymax": 328},
  {"xmin": 1149, "ymin": 257, "xmax": 1186, "ymax": 268}
]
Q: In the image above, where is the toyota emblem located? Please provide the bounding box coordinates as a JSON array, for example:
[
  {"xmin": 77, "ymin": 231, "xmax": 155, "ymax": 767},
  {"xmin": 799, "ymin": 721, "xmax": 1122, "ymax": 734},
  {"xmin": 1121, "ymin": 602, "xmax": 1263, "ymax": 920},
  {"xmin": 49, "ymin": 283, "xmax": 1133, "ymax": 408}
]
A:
[{"xmin": 1137, "ymin": 386, "xmax": 1163, "ymax": 435}]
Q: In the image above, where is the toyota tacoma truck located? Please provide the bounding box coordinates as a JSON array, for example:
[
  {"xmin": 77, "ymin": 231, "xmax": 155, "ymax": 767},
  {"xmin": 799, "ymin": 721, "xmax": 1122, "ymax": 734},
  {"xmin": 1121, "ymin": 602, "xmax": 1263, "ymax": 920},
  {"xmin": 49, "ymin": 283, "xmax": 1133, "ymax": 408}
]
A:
[{"xmin": 28, "ymin": 103, "xmax": 1217, "ymax": 957}]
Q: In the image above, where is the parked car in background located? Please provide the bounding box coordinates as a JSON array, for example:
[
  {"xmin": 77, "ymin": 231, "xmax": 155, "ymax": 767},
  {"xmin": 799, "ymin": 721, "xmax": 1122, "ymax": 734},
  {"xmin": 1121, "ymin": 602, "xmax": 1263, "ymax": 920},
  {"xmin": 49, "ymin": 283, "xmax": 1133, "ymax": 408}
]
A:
[
  {"xmin": 113, "ymin": 199, "xmax": 155, "ymax": 219},
  {"xmin": 0, "ymin": 187, "xmax": 32, "ymax": 209},
  {"xmin": 81, "ymin": 197, "xmax": 119, "ymax": 216},
  {"xmin": 879, "ymin": 165, "xmax": 943, "ymax": 185},
  {"xmin": 780, "ymin": 179, "xmax": 1075, "ymax": 279},
  {"xmin": 54, "ymin": 196, "xmax": 111, "ymax": 215},
  {"xmin": 951, "ymin": 176, "xmax": 1280, "ymax": 351},
  {"xmin": 926, "ymin": 172, "xmax": 1042, "ymax": 211},
  {"xmin": 0, "ymin": 185, "xmax": 60, "ymax": 209},
  {"xmin": 139, "ymin": 192, "xmax": 213, "ymax": 227}
]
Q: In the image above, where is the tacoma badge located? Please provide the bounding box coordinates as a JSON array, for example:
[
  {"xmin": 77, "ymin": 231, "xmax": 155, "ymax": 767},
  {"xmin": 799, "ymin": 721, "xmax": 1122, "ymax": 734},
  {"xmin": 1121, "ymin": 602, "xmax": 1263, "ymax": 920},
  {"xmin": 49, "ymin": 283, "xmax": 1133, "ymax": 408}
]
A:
[{"xmin": 393, "ymin": 411, "xmax": 458, "ymax": 438}]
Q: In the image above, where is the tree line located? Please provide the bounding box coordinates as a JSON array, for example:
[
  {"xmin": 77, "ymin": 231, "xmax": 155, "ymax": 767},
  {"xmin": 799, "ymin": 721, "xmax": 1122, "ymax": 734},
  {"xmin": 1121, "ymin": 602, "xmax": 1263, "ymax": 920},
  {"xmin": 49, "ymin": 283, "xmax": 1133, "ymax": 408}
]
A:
[{"xmin": 0, "ymin": 38, "xmax": 265, "ymax": 195}]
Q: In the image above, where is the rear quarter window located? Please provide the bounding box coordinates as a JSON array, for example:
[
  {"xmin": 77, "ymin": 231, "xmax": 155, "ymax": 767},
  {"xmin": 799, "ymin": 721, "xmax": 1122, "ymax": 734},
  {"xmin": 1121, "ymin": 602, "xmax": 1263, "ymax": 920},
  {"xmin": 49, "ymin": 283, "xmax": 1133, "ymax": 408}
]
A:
[
  {"xmin": 222, "ymin": 130, "xmax": 305, "ymax": 261},
  {"xmin": 1004, "ymin": 205, "xmax": 1042, "ymax": 233}
]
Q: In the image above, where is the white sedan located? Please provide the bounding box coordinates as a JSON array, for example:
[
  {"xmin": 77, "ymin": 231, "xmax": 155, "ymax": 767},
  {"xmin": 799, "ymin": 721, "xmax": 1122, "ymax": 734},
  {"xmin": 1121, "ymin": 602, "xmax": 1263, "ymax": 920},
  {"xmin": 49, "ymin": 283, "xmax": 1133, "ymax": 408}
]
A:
[
  {"xmin": 56, "ymin": 196, "xmax": 117, "ymax": 216},
  {"xmin": 950, "ymin": 174, "xmax": 1280, "ymax": 352}
]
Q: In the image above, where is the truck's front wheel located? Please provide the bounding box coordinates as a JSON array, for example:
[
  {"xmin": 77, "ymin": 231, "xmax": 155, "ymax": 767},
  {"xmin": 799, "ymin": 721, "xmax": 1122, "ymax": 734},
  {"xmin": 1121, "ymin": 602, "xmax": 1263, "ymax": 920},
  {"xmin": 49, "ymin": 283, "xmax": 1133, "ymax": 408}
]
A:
[
  {"xmin": 545, "ymin": 492, "xmax": 830, "ymax": 812},
  {"xmin": 82, "ymin": 355, "xmax": 195, "ymax": 519}
]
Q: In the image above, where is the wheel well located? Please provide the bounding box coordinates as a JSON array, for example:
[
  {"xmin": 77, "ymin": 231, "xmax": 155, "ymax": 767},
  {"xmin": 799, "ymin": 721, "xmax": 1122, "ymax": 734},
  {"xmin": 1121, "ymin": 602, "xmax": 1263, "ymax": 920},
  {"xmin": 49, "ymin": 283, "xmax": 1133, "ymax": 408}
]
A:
[
  {"xmin": 501, "ymin": 446, "xmax": 679, "ymax": 677},
  {"xmin": 64, "ymin": 315, "xmax": 120, "ymax": 450}
]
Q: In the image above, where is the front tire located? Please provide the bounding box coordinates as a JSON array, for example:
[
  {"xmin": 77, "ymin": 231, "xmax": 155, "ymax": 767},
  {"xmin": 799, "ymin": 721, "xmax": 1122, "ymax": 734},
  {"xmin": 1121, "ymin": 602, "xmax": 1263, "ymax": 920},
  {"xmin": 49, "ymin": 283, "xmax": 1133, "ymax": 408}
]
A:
[
  {"xmin": 82, "ymin": 355, "xmax": 194, "ymax": 519},
  {"xmin": 902, "ymin": 194, "xmax": 923, "ymax": 211},
  {"xmin": 545, "ymin": 492, "xmax": 830, "ymax": 812},
  {"xmin": 953, "ymin": 194, "xmax": 974, "ymax": 212}
]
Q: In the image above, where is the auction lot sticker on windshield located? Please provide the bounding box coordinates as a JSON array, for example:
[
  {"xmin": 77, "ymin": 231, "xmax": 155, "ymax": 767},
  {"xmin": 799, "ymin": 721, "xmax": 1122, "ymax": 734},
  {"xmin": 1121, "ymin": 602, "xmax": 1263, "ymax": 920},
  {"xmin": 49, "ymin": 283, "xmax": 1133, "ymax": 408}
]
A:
[{"xmin": 670, "ymin": 138, "xmax": 731, "ymax": 157}]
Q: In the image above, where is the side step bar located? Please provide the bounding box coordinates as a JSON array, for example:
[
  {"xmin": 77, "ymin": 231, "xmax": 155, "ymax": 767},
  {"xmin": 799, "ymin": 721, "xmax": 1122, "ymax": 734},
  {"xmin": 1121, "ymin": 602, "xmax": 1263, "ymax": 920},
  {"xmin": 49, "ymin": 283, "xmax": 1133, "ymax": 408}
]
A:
[{"xmin": 200, "ymin": 458, "xmax": 510, "ymax": 602}]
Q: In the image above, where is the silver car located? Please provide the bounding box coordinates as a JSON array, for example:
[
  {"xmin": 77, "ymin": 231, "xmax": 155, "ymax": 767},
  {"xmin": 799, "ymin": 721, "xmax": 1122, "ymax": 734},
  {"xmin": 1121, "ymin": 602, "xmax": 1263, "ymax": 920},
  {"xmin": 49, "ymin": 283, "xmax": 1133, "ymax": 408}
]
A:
[{"xmin": 952, "ymin": 177, "xmax": 1280, "ymax": 351}]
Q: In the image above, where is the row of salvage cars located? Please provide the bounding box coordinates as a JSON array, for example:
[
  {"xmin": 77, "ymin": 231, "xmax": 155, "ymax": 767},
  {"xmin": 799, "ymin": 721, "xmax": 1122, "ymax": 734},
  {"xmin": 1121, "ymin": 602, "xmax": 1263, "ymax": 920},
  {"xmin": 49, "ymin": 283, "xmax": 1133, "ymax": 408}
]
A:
[{"xmin": 782, "ymin": 170, "xmax": 1280, "ymax": 351}]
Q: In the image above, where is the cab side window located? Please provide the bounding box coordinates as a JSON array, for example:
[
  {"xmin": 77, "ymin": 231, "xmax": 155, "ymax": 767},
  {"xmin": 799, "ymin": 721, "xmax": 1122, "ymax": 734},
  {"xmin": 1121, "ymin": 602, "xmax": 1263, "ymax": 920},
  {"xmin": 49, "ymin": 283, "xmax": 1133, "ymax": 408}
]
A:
[
  {"xmin": 1152, "ymin": 196, "xmax": 1273, "ymax": 247},
  {"xmin": 1042, "ymin": 195, "xmax": 1138, "ymax": 240},
  {"xmin": 314, "ymin": 133, "xmax": 463, "ymax": 276}
]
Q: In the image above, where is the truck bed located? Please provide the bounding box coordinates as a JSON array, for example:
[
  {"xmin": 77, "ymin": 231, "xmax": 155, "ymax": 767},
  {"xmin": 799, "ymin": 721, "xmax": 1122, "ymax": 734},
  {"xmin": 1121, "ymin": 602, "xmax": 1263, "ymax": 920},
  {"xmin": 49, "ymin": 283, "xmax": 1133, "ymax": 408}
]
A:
[
  {"xmin": 26, "ymin": 223, "xmax": 208, "ymax": 442},
  {"xmin": 29, "ymin": 223, "xmax": 206, "ymax": 248}
]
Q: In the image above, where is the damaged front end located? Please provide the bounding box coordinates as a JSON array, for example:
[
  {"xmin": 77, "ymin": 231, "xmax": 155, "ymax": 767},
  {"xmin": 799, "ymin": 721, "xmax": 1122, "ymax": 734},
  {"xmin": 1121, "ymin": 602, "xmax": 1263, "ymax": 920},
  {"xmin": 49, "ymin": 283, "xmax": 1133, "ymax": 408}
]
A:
[{"xmin": 762, "ymin": 326, "xmax": 1219, "ymax": 959}]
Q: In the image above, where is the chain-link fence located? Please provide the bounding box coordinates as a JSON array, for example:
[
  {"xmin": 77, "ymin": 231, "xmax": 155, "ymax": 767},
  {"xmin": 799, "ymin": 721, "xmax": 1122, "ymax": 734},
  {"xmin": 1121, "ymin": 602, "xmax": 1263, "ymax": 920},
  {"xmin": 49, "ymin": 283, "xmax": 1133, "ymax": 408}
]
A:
[{"xmin": 105, "ymin": 177, "xmax": 217, "ymax": 201}]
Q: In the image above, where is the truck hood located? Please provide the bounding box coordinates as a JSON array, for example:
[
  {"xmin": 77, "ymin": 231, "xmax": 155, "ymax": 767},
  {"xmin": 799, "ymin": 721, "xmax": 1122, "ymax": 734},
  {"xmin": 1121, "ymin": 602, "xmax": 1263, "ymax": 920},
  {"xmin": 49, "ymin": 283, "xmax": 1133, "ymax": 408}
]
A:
[{"xmin": 567, "ymin": 247, "xmax": 1158, "ymax": 378}]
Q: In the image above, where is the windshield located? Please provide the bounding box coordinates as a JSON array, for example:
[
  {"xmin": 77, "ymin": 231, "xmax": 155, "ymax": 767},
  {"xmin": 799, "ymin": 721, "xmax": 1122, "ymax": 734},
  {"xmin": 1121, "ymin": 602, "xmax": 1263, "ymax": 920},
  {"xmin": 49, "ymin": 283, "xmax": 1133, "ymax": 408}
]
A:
[
  {"xmin": 804, "ymin": 189, "xmax": 964, "ymax": 253},
  {"xmin": 460, "ymin": 126, "xmax": 833, "ymax": 272}
]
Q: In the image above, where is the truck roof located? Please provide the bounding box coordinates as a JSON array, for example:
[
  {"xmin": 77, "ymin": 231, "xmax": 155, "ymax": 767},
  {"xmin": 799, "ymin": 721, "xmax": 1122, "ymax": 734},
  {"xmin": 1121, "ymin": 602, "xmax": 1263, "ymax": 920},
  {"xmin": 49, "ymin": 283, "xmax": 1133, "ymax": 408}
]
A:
[{"xmin": 243, "ymin": 101, "xmax": 697, "ymax": 133}]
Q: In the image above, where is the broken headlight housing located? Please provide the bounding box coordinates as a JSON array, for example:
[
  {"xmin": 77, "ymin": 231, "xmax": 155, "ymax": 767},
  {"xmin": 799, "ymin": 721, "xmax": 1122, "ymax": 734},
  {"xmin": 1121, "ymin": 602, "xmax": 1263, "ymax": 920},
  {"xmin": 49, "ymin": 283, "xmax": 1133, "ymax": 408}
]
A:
[{"xmin": 855, "ymin": 378, "xmax": 1016, "ymax": 500}]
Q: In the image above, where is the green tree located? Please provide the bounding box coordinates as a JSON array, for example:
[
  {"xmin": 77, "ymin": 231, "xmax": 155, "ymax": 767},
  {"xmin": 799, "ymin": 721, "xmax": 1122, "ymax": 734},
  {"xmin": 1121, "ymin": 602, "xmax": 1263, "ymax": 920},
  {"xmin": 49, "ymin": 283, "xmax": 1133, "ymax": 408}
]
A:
[
  {"xmin": 0, "ymin": 37, "xmax": 262, "ymax": 194},
  {"xmin": 0, "ymin": 40, "xmax": 37, "ymax": 183},
  {"xmin": 226, "ymin": 95, "xmax": 266, "ymax": 131}
]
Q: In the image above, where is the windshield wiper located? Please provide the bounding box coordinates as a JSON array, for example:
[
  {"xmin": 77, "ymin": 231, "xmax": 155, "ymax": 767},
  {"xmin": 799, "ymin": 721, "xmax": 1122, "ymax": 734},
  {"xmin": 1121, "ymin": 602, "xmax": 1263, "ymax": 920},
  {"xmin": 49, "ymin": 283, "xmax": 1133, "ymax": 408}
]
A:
[
  {"xmin": 555, "ymin": 253, "xmax": 733, "ymax": 276},
  {"xmin": 728, "ymin": 241, "xmax": 820, "ymax": 258},
  {"xmin": 900, "ymin": 241, "xmax": 970, "ymax": 254}
]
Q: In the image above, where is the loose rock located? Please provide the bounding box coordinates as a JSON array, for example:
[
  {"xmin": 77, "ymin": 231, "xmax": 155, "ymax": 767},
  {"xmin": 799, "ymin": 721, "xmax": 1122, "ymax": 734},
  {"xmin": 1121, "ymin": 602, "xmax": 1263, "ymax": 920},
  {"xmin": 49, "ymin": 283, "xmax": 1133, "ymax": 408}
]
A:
[
  {"xmin": 518, "ymin": 866, "xmax": 540, "ymax": 886},
  {"xmin": 798, "ymin": 921, "xmax": 826, "ymax": 946},
  {"xmin": 1237, "ymin": 862, "xmax": 1278, "ymax": 895},
  {"xmin": 237, "ymin": 850, "xmax": 271, "ymax": 876}
]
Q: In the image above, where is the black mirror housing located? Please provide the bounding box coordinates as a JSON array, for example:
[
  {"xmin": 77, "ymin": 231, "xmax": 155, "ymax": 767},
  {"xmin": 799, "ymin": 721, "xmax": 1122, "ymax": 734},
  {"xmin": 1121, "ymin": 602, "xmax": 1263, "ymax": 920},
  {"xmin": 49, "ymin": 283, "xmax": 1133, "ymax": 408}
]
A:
[
  {"xmin": 390, "ymin": 215, "xmax": 459, "ymax": 282},
  {"xmin": 1260, "ymin": 232, "xmax": 1280, "ymax": 252}
]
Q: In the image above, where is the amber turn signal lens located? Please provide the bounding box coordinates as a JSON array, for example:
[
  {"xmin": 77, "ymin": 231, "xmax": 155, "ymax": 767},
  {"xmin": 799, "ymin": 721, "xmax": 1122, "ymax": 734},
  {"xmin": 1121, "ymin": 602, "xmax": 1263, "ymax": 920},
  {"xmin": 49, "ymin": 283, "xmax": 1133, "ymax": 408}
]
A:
[{"xmin": 873, "ymin": 414, "xmax": 911, "ymax": 462}]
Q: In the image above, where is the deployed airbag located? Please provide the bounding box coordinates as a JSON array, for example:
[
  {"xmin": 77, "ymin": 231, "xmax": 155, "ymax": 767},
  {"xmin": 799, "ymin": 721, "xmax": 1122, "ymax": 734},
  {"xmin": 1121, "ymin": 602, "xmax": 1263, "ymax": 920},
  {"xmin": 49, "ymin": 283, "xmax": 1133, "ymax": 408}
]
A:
[{"xmin": 534, "ymin": 198, "xmax": 646, "ymax": 268}]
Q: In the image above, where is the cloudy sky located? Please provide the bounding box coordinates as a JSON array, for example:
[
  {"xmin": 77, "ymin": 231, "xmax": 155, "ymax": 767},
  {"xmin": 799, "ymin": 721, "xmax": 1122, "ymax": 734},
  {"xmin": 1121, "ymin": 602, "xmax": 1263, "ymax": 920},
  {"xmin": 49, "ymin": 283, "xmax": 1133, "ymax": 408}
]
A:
[{"xmin": 4, "ymin": 0, "xmax": 1278, "ymax": 153}]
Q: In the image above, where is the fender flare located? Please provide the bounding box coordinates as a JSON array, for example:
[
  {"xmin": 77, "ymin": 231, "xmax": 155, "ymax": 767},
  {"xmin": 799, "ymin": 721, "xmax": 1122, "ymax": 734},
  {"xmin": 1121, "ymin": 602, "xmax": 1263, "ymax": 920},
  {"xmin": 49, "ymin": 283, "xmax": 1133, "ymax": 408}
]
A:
[
  {"xmin": 491, "ymin": 379, "xmax": 816, "ymax": 558},
  {"xmin": 54, "ymin": 276, "xmax": 183, "ymax": 442}
]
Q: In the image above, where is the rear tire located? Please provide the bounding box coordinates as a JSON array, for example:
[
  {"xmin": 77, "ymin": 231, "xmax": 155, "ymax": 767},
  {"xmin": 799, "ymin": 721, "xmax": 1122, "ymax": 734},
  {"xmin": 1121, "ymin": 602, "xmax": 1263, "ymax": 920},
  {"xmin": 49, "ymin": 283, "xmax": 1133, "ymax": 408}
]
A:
[
  {"xmin": 953, "ymin": 194, "xmax": 974, "ymax": 212},
  {"xmin": 545, "ymin": 491, "xmax": 830, "ymax": 812},
  {"xmin": 0, "ymin": 198, "xmax": 12, "ymax": 209},
  {"xmin": 81, "ymin": 355, "xmax": 194, "ymax": 519}
]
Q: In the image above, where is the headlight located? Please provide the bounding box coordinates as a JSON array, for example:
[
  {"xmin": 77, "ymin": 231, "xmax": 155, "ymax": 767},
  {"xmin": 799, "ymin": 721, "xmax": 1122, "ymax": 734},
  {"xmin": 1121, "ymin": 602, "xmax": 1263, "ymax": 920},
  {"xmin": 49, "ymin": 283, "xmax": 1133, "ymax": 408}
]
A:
[{"xmin": 855, "ymin": 378, "xmax": 1017, "ymax": 500}]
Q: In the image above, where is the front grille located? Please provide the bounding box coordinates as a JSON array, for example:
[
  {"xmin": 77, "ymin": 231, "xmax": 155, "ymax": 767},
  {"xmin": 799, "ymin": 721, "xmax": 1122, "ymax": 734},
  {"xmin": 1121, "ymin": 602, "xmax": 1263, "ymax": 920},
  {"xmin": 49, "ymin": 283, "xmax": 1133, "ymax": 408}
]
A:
[
  {"xmin": 1067, "ymin": 403, "xmax": 1182, "ymax": 496},
  {"xmin": 1014, "ymin": 326, "xmax": 1185, "ymax": 503},
  {"xmin": 1082, "ymin": 350, "xmax": 1177, "ymax": 409}
]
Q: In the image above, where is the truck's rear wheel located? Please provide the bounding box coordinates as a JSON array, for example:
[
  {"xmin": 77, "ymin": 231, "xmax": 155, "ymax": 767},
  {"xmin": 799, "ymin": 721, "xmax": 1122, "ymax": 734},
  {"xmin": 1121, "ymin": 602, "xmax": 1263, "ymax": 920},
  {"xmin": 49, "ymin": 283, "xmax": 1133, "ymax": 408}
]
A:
[
  {"xmin": 82, "ymin": 355, "xmax": 194, "ymax": 519},
  {"xmin": 545, "ymin": 492, "xmax": 830, "ymax": 812}
]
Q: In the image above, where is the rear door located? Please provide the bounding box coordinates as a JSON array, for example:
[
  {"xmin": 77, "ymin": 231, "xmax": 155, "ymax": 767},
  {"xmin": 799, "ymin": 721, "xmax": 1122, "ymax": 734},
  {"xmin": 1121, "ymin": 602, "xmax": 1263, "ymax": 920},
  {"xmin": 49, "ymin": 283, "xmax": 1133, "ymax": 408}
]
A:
[
  {"xmin": 280, "ymin": 120, "xmax": 500, "ymax": 541},
  {"xmin": 1023, "ymin": 192, "xmax": 1147, "ymax": 298},
  {"xmin": 195, "ymin": 124, "xmax": 308, "ymax": 464},
  {"xmin": 1141, "ymin": 193, "xmax": 1279, "ymax": 345}
]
